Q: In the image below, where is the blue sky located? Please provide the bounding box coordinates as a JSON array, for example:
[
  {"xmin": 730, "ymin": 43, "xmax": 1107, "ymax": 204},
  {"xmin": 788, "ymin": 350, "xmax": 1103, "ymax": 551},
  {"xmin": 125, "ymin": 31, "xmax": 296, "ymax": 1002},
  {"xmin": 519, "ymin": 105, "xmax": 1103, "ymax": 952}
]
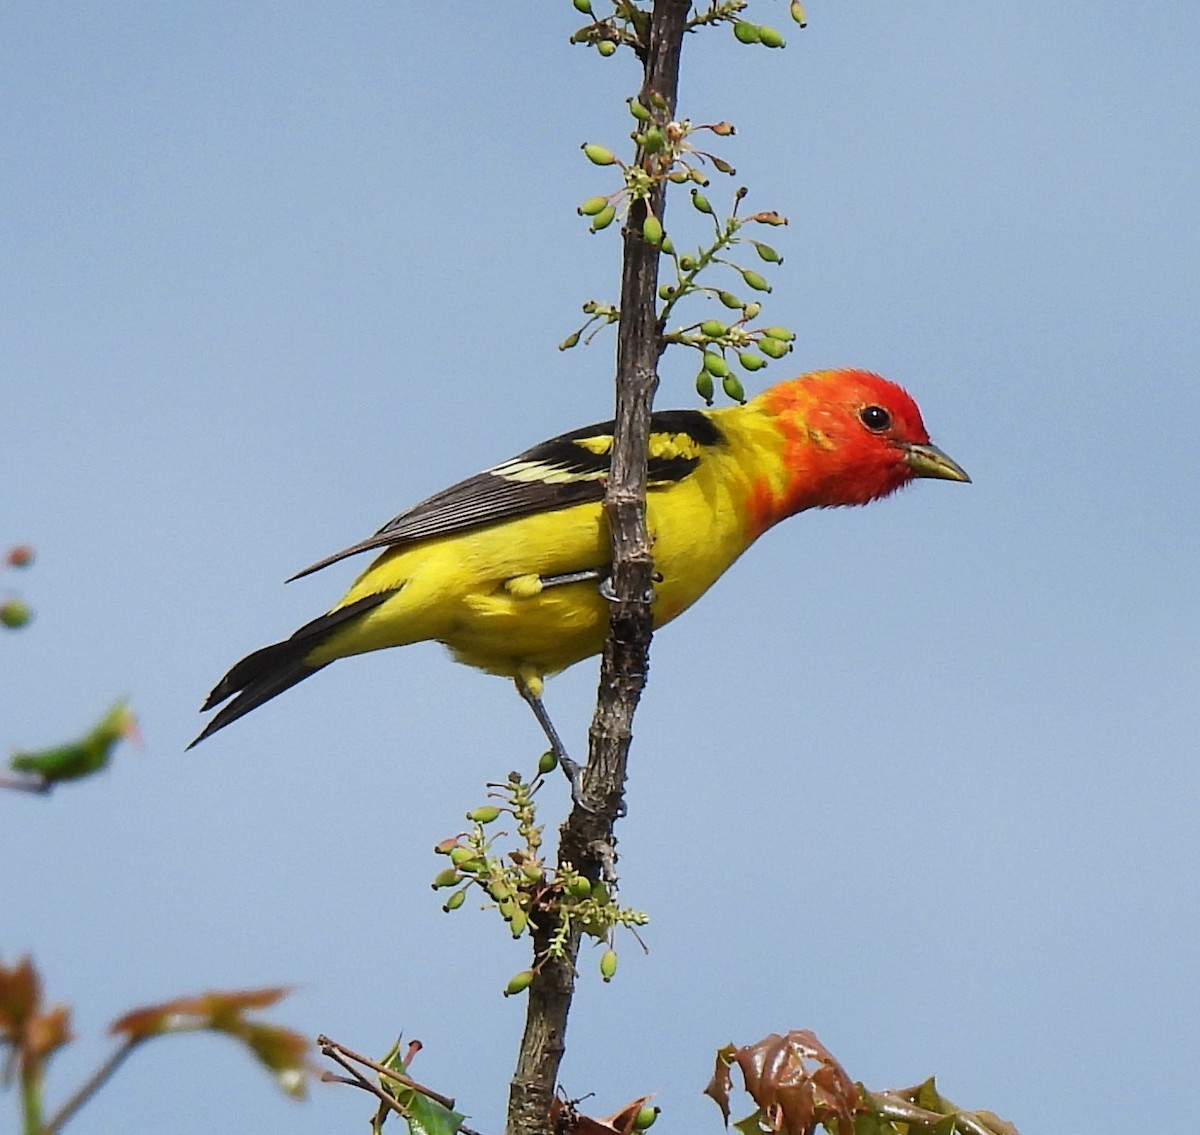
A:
[{"xmin": 4, "ymin": 3, "xmax": 1198, "ymax": 1132}]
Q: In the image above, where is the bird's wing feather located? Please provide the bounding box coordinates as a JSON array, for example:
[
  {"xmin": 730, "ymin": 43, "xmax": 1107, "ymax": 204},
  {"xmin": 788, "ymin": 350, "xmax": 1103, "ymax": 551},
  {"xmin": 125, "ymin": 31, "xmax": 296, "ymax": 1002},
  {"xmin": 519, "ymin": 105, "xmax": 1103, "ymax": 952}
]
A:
[{"xmin": 288, "ymin": 409, "xmax": 724, "ymax": 581}]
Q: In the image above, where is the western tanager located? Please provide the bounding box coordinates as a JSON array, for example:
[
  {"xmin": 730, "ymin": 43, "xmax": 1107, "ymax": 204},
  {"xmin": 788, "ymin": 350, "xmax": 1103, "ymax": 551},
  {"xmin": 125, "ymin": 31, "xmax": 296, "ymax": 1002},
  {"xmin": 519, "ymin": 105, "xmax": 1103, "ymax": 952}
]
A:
[{"xmin": 190, "ymin": 369, "xmax": 968, "ymax": 762}]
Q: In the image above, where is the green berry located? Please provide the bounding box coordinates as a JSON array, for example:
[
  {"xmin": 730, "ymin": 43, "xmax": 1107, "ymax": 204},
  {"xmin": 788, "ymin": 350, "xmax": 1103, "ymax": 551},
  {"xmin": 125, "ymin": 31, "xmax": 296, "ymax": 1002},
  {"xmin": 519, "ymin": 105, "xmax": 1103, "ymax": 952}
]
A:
[
  {"xmin": 722, "ymin": 374, "xmax": 746, "ymax": 403},
  {"xmin": 718, "ymin": 290, "xmax": 744, "ymax": 310},
  {"xmin": 733, "ymin": 21, "xmax": 761, "ymax": 44},
  {"xmin": 759, "ymin": 26, "xmax": 785, "ymax": 48},
  {"xmin": 573, "ymin": 0, "xmax": 593, "ymax": 11},
  {"xmin": 691, "ymin": 190, "xmax": 713, "ymax": 214},
  {"xmin": 640, "ymin": 127, "xmax": 666, "ymax": 154},
  {"xmin": 628, "ymin": 97, "xmax": 651, "ymax": 122},
  {"xmin": 600, "ymin": 948, "xmax": 619, "ymax": 982},
  {"xmin": 578, "ymin": 196, "xmax": 610, "ymax": 216},
  {"xmin": 442, "ymin": 890, "xmax": 466, "ymax": 912},
  {"xmin": 559, "ymin": 330, "xmax": 581, "ymax": 351},
  {"xmin": 695, "ymin": 372, "xmax": 715, "ymax": 405},
  {"xmin": 702, "ymin": 352, "xmax": 729, "ymax": 379},
  {"xmin": 634, "ymin": 1106, "xmax": 661, "ymax": 1130},
  {"xmin": 758, "ymin": 336, "xmax": 792, "ymax": 359},
  {"xmin": 700, "ymin": 319, "xmax": 727, "ymax": 338},
  {"xmin": 790, "ymin": 1, "xmax": 808, "ymax": 27},
  {"xmin": 763, "ymin": 325, "xmax": 796, "ymax": 341},
  {"xmin": 504, "ymin": 970, "xmax": 534, "ymax": 997},
  {"xmin": 741, "ymin": 269, "xmax": 771, "ymax": 292},
  {"xmin": 660, "ymin": 235, "xmax": 675, "ymax": 255},
  {"xmin": 743, "ymin": 301, "xmax": 762, "ymax": 319},
  {"xmin": 0, "ymin": 600, "xmax": 32, "ymax": 629},
  {"xmin": 678, "ymin": 255, "xmax": 696, "ymax": 272},
  {"xmin": 431, "ymin": 868, "xmax": 460, "ymax": 890},
  {"xmin": 642, "ymin": 215, "xmax": 664, "ymax": 246},
  {"xmin": 509, "ymin": 909, "xmax": 528, "ymax": 937},
  {"xmin": 597, "ymin": 39, "xmax": 617, "ymax": 57},
  {"xmin": 590, "ymin": 203, "xmax": 617, "ymax": 232},
  {"xmin": 582, "ymin": 143, "xmax": 617, "ymax": 166},
  {"xmin": 568, "ymin": 876, "xmax": 593, "ymax": 899},
  {"xmin": 467, "ymin": 805, "xmax": 502, "ymax": 824},
  {"xmin": 658, "ymin": 284, "xmax": 676, "ymax": 301},
  {"xmin": 753, "ymin": 241, "xmax": 783, "ymax": 263},
  {"xmin": 538, "ymin": 750, "xmax": 559, "ymax": 775},
  {"xmin": 738, "ymin": 352, "xmax": 767, "ymax": 371}
]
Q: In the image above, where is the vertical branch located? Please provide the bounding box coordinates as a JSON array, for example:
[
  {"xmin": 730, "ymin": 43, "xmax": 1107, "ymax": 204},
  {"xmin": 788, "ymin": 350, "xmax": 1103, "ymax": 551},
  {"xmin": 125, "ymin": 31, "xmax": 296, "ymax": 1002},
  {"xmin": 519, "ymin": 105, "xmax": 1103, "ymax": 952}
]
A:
[{"xmin": 505, "ymin": 5, "xmax": 692, "ymax": 1135}]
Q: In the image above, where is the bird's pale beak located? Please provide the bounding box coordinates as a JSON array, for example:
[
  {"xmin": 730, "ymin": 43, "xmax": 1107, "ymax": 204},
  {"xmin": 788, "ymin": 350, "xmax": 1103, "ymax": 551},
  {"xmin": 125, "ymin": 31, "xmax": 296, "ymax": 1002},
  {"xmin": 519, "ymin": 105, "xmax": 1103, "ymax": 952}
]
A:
[{"xmin": 903, "ymin": 442, "xmax": 971, "ymax": 483}]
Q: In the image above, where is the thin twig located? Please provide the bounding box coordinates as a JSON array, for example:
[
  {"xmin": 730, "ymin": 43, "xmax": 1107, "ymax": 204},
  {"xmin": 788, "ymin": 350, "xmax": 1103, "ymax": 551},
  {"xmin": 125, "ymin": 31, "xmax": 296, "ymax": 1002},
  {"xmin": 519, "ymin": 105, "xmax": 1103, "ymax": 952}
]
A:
[{"xmin": 41, "ymin": 1038, "xmax": 138, "ymax": 1135}]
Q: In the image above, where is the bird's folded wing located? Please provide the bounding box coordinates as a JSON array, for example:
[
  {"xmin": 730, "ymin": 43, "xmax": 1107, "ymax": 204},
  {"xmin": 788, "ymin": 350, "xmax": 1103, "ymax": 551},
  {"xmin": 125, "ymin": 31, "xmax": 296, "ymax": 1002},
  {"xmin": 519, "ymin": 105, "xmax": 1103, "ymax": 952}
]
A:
[{"xmin": 287, "ymin": 409, "xmax": 723, "ymax": 581}]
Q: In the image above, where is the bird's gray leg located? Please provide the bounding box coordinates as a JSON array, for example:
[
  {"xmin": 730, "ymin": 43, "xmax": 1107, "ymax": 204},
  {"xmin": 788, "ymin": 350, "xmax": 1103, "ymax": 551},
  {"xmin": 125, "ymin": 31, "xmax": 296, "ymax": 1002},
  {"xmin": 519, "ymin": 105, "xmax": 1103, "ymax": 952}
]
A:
[{"xmin": 514, "ymin": 671, "xmax": 593, "ymax": 812}]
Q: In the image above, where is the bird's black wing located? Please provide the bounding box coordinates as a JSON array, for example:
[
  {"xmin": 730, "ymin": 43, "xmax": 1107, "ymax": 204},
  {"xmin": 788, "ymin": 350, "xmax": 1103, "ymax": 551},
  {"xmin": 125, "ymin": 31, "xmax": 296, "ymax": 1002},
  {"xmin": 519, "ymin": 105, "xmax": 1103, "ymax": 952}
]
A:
[{"xmin": 287, "ymin": 409, "xmax": 724, "ymax": 581}]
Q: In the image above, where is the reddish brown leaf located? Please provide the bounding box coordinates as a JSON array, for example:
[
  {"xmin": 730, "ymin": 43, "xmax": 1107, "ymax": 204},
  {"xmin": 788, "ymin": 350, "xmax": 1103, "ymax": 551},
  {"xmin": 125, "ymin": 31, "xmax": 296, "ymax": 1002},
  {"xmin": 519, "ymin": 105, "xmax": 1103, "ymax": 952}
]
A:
[
  {"xmin": 0, "ymin": 957, "xmax": 42, "ymax": 1041},
  {"xmin": 26, "ymin": 1004, "xmax": 73, "ymax": 1062},
  {"xmin": 707, "ymin": 1031, "xmax": 857, "ymax": 1135},
  {"xmin": 110, "ymin": 986, "xmax": 292, "ymax": 1040}
]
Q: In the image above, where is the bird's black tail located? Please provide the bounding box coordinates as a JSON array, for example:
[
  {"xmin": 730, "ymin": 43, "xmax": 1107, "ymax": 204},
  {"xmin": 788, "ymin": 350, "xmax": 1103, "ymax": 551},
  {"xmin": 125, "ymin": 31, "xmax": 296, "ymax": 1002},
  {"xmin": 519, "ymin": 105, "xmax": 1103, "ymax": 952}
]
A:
[{"xmin": 188, "ymin": 590, "xmax": 397, "ymax": 749}]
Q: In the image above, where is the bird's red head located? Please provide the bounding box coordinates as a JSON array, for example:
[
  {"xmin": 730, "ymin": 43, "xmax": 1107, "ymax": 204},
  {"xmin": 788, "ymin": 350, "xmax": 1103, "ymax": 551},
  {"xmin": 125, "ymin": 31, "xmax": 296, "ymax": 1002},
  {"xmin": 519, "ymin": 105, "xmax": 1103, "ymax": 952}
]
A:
[{"xmin": 754, "ymin": 369, "xmax": 969, "ymax": 517}]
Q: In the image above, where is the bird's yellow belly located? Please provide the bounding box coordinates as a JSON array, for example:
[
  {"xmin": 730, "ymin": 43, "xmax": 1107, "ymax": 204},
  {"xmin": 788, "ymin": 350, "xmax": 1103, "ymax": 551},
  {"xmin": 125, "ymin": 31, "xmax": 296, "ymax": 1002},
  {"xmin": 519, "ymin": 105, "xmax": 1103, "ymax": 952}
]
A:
[{"xmin": 319, "ymin": 479, "xmax": 753, "ymax": 680}]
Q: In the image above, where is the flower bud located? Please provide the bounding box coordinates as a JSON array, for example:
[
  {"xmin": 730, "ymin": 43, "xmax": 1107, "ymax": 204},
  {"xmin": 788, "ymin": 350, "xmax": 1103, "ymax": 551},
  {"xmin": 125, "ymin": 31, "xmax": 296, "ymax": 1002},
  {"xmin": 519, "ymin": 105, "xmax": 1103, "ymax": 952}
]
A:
[
  {"xmin": 600, "ymin": 948, "xmax": 619, "ymax": 982},
  {"xmin": 582, "ymin": 143, "xmax": 617, "ymax": 166},
  {"xmin": 504, "ymin": 970, "xmax": 534, "ymax": 997},
  {"xmin": 733, "ymin": 21, "xmax": 761, "ymax": 44}
]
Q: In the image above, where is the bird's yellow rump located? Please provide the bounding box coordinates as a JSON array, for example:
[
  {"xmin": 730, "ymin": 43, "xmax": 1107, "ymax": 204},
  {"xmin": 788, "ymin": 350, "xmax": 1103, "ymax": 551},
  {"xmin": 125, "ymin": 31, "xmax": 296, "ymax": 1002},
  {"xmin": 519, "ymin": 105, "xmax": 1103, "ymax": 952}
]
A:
[{"xmin": 190, "ymin": 369, "xmax": 968, "ymax": 754}]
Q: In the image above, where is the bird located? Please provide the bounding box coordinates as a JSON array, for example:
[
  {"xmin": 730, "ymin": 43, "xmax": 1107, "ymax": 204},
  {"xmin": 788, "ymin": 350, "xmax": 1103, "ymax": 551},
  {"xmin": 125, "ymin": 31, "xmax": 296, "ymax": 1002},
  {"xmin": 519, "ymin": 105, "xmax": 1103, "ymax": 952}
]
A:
[{"xmin": 189, "ymin": 368, "xmax": 968, "ymax": 778}]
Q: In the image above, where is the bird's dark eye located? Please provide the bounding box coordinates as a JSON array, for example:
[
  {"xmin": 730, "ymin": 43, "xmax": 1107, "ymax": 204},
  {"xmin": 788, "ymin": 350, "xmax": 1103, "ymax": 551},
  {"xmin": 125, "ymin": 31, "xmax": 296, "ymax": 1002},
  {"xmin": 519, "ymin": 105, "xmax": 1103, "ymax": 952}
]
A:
[{"xmin": 859, "ymin": 405, "xmax": 891, "ymax": 432}]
